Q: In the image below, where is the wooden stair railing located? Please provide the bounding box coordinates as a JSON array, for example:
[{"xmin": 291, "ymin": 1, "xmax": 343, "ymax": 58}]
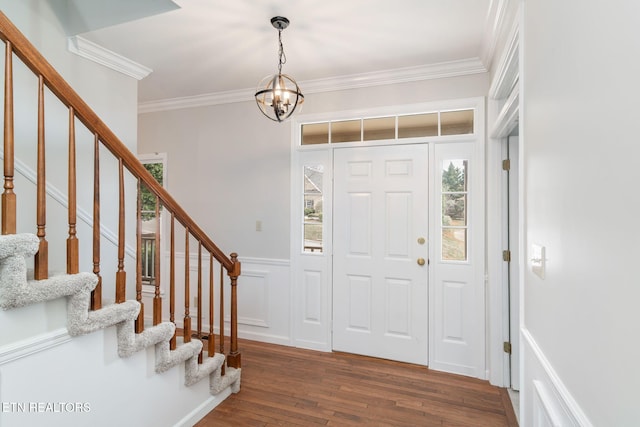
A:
[{"xmin": 0, "ymin": 11, "xmax": 241, "ymax": 369}]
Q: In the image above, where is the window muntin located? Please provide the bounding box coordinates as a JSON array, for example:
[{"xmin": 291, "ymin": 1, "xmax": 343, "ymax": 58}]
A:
[
  {"xmin": 441, "ymin": 159, "xmax": 468, "ymax": 261},
  {"xmin": 303, "ymin": 164, "xmax": 324, "ymax": 253}
]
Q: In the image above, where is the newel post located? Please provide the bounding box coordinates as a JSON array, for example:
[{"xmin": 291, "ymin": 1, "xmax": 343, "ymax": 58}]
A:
[{"xmin": 226, "ymin": 253, "xmax": 241, "ymax": 369}]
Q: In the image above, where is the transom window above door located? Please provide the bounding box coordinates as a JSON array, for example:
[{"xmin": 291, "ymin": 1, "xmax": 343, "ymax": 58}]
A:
[{"xmin": 300, "ymin": 109, "xmax": 474, "ymax": 145}]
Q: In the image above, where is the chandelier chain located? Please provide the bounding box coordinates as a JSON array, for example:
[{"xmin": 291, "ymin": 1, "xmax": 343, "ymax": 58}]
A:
[{"xmin": 277, "ymin": 29, "xmax": 287, "ymax": 75}]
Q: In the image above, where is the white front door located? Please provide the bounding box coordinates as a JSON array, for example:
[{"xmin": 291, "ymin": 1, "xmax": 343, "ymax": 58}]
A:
[{"xmin": 332, "ymin": 144, "xmax": 429, "ymax": 365}]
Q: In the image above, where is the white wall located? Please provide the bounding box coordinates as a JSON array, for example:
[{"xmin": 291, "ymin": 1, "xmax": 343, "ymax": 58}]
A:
[
  {"xmin": 138, "ymin": 74, "xmax": 490, "ymax": 261},
  {"xmin": 0, "ymin": 326, "xmax": 228, "ymax": 427},
  {"xmin": 138, "ymin": 73, "xmax": 489, "ymax": 345},
  {"xmin": 521, "ymin": 0, "xmax": 640, "ymax": 425},
  {"xmin": 0, "ymin": 0, "xmax": 140, "ymax": 346}
]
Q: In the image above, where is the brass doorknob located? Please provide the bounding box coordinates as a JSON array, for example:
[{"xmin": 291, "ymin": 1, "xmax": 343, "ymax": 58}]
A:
[{"xmin": 417, "ymin": 258, "xmax": 426, "ymax": 266}]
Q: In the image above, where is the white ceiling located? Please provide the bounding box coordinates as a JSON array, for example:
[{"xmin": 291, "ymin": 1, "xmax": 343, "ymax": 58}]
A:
[{"xmin": 74, "ymin": 0, "xmax": 497, "ymax": 104}]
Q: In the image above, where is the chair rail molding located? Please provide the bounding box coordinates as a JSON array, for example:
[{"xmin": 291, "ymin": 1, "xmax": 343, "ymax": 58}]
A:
[
  {"xmin": 522, "ymin": 328, "xmax": 593, "ymax": 427},
  {"xmin": 0, "ymin": 328, "xmax": 71, "ymax": 365}
]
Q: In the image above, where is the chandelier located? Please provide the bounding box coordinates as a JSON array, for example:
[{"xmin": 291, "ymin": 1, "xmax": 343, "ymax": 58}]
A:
[{"xmin": 255, "ymin": 16, "xmax": 304, "ymax": 122}]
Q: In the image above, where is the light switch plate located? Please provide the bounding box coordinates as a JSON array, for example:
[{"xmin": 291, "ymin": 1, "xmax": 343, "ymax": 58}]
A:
[{"xmin": 531, "ymin": 244, "xmax": 545, "ymax": 279}]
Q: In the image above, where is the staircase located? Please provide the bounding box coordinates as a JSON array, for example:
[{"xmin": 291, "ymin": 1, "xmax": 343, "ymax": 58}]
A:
[
  {"xmin": 0, "ymin": 9, "xmax": 241, "ymax": 427},
  {"xmin": 0, "ymin": 233, "xmax": 241, "ymax": 388}
]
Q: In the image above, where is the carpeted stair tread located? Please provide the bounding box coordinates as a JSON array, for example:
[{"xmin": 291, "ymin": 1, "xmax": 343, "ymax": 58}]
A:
[{"xmin": 156, "ymin": 339, "xmax": 202, "ymax": 373}]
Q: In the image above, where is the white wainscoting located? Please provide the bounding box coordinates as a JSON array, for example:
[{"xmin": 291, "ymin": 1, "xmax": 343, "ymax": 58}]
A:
[
  {"xmin": 234, "ymin": 257, "xmax": 291, "ymax": 345},
  {"xmin": 521, "ymin": 328, "xmax": 593, "ymax": 427},
  {"xmin": 143, "ymin": 254, "xmax": 291, "ymax": 347}
]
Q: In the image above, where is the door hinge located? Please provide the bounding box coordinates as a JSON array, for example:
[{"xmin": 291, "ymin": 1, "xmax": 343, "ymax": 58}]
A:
[
  {"xmin": 502, "ymin": 159, "xmax": 511, "ymax": 171},
  {"xmin": 503, "ymin": 341, "xmax": 512, "ymax": 354},
  {"xmin": 503, "ymin": 250, "xmax": 511, "ymax": 262}
]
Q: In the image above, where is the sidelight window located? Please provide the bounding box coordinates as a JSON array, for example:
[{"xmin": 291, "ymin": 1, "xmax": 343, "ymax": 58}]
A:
[
  {"xmin": 303, "ymin": 164, "xmax": 324, "ymax": 253},
  {"xmin": 441, "ymin": 159, "xmax": 468, "ymax": 261}
]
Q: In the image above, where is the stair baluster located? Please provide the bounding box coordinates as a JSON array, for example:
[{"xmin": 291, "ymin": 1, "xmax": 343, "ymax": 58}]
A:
[
  {"xmin": 2, "ymin": 40, "xmax": 16, "ymax": 235},
  {"xmin": 115, "ymin": 158, "xmax": 126, "ymax": 303},
  {"xmin": 66, "ymin": 107, "xmax": 79, "ymax": 274},
  {"xmin": 91, "ymin": 134, "xmax": 102, "ymax": 310},
  {"xmin": 170, "ymin": 213, "xmax": 176, "ymax": 349},
  {"xmin": 209, "ymin": 254, "xmax": 215, "ymax": 357},
  {"xmin": 183, "ymin": 227, "xmax": 191, "ymax": 343},
  {"xmin": 135, "ymin": 179, "xmax": 144, "ymax": 333},
  {"xmin": 153, "ymin": 200, "xmax": 162, "ymax": 325},
  {"xmin": 219, "ymin": 263, "xmax": 225, "ymax": 375},
  {"xmin": 34, "ymin": 75, "xmax": 48, "ymax": 279},
  {"xmin": 197, "ymin": 242, "xmax": 203, "ymax": 363}
]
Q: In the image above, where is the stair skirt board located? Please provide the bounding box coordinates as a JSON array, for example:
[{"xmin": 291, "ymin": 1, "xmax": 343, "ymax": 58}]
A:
[
  {"xmin": 0, "ymin": 233, "xmax": 241, "ymax": 404},
  {"xmin": 173, "ymin": 391, "xmax": 234, "ymax": 427}
]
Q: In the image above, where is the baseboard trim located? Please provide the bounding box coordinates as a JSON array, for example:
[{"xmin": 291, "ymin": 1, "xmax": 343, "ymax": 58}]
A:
[
  {"xmin": 172, "ymin": 388, "xmax": 232, "ymax": 427},
  {"xmin": 0, "ymin": 328, "xmax": 71, "ymax": 365},
  {"xmin": 427, "ymin": 361, "xmax": 480, "ymax": 379},
  {"xmin": 237, "ymin": 330, "xmax": 291, "ymax": 347},
  {"xmin": 293, "ymin": 338, "xmax": 331, "ymax": 352},
  {"xmin": 522, "ymin": 327, "xmax": 593, "ymax": 427}
]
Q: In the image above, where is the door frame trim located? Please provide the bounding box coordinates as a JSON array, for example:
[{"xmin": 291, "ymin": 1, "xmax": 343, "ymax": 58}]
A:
[{"xmin": 487, "ymin": 13, "xmax": 521, "ymax": 387}]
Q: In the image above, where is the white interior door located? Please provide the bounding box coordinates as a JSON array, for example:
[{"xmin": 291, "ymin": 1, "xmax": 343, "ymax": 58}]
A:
[{"xmin": 332, "ymin": 144, "xmax": 429, "ymax": 365}]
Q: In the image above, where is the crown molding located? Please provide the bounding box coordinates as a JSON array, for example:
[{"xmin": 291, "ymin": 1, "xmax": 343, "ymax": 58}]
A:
[
  {"xmin": 138, "ymin": 88, "xmax": 254, "ymax": 114},
  {"xmin": 67, "ymin": 36, "xmax": 152, "ymax": 80},
  {"xmin": 480, "ymin": 0, "xmax": 509, "ymax": 71},
  {"xmin": 138, "ymin": 57, "xmax": 487, "ymax": 114},
  {"xmin": 489, "ymin": 12, "xmax": 519, "ymax": 100},
  {"xmin": 302, "ymin": 58, "xmax": 487, "ymax": 94}
]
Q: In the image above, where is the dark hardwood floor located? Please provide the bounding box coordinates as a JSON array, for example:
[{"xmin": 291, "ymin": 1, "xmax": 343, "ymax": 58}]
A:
[{"xmin": 196, "ymin": 339, "xmax": 518, "ymax": 426}]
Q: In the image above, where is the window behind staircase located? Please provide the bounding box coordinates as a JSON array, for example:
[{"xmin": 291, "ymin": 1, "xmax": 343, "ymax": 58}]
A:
[{"xmin": 139, "ymin": 155, "xmax": 166, "ymax": 285}]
